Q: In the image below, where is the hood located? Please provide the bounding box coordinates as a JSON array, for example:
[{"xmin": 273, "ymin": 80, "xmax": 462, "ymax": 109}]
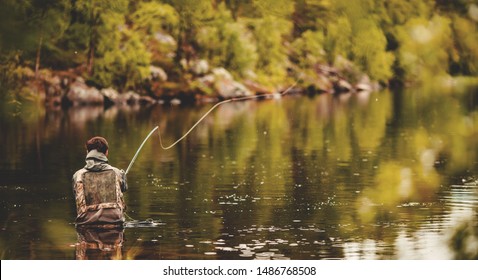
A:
[{"xmin": 84, "ymin": 149, "xmax": 110, "ymax": 171}]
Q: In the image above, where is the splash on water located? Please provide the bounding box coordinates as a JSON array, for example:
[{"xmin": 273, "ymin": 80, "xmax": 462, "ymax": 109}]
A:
[{"xmin": 124, "ymin": 218, "xmax": 165, "ymax": 228}]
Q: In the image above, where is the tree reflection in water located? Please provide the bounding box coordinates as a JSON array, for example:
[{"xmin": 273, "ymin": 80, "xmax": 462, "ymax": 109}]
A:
[{"xmin": 1, "ymin": 85, "xmax": 478, "ymax": 259}]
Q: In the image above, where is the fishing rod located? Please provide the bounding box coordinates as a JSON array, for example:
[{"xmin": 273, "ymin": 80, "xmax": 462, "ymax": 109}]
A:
[
  {"xmin": 125, "ymin": 80, "xmax": 298, "ymax": 173},
  {"xmin": 125, "ymin": 126, "xmax": 159, "ymax": 175}
]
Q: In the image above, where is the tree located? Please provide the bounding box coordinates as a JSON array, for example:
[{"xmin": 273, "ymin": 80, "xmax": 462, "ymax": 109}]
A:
[
  {"xmin": 351, "ymin": 19, "xmax": 394, "ymax": 83},
  {"xmin": 29, "ymin": 0, "xmax": 71, "ymax": 77},
  {"xmin": 162, "ymin": 0, "xmax": 215, "ymax": 64},
  {"xmin": 293, "ymin": 0, "xmax": 333, "ymax": 36},
  {"xmin": 196, "ymin": 3, "xmax": 257, "ymax": 78},
  {"xmin": 130, "ymin": 1, "xmax": 179, "ymax": 67},
  {"xmin": 91, "ymin": 13, "xmax": 151, "ymax": 90},
  {"xmin": 0, "ymin": 0, "xmax": 70, "ymax": 73},
  {"xmin": 131, "ymin": 1, "xmax": 179, "ymax": 38},
  {"xmin": 291, "ymin": 30, "xmax": 326, "ymax": 69},
  {"xmin": 248, "ymin": 0, "xmax": 294, "ymax": 86},
  {"xmin": 74, "ymin": 0, "xmax": 128, "ymax": 74},
  {"xmin": 321, "ymin": 0, "xmax": 394, "ymax": 82},
  {"xmin": 396, "ymin": 15, "xmax": 454, "ymax": 83},
  {"xmin": 324, "ymin": 16, "xmax": 352, "ymax": 64},
  {"xmin": 451, "ymin": 15, "xmax": 478, "ymax": 75}
]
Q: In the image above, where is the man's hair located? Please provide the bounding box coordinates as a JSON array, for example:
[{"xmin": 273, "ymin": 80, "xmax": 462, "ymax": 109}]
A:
[{"xmin": 86, "ymin": 136, "xmax": 109, "ymax": 154}]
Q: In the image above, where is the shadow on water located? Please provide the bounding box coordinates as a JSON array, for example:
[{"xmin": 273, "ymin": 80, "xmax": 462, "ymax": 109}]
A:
[{"xmin": 1, "ymin": 84, "xmax": 478, "ymax": 259}]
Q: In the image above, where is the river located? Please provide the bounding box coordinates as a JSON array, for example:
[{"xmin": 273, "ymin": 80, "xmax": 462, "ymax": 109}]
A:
[{"xmin": 1, "ymin": 86, "xmax": 478, "ymax": 259}]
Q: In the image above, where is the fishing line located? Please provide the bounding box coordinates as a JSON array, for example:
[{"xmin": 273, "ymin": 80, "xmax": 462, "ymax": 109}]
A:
[
  {"xmin": 125, "ymin": 81, "xmax": 298, "ymax": 174},
  {"xmin": 158, "ymin": 80, "xmax": 298, "ymax": 150}
]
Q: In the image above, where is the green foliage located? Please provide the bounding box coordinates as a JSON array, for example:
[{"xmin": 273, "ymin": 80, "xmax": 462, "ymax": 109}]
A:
[
  {"xmin": 324, "ymin": 0, "xmax": 394, "ymax": 83},
  {"xmin": 1, "ymin": 0, "xmax": 478, "ymax": 94},
  {"xmin": 293, "ymin": 0, "xmax": 333, "ymax": 34},
  {"xmin": 130, "ymin": 1, "xmax": 179, "ymax": 67},
  {"xmin": 381, "ymin": 0, "xmax": 434, "ymax": 26},
  {"xmin": 131, "ymin": 1, "xmax": 179, "ymax": 37},
  {"xmin": 324, "ymin": 16, "xmax": 352, "ymax": 64},
  {"xmin": 451, "ymin": 15, "xmax": 478, "ymax": 75},
  {"xmin": 163, "ymin": 0, "xmax": 215, "ymax": 62},
  {"xmin": 0, "ymin": 0, "xmax": 71, "ymax": 67},
  {"xmin": 92, "ymin": 15, "xmax": 150, "ymax": 90},
  {"xmin": 396, "ymin": 15, "xmax": 454, "ymax": 83},
  {"xmin": 74, "ymin": 0, "xmax": 128, "ymax": 72},
  {"xmin": 196, "ymin": 4, "xmax": 257, "ymax": 78},
  {"xmin": 252, "ymin": 15, "xmax": 292, "ymax": 86},
  {"xmin": 351, "ymin": 20, "xmax": 394, "ymax": 83},
  {"xmin": 252, "ymin": 0, "xmax": 295, "ymax": 19},
  {"xmin": 291, "ymin": 29, "xmax": 326, "ymax": 79}
]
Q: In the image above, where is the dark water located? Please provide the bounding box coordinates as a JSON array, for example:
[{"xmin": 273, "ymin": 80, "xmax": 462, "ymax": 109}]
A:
[{"xmin": 1, "ymin": 86, "xmax": 478, "ymax": 260}]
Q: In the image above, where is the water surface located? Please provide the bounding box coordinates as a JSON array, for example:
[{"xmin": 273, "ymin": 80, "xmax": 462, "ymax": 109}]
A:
[{"xmin": 1, "ymin": 87, "xmax": 478, "ymax": 259}]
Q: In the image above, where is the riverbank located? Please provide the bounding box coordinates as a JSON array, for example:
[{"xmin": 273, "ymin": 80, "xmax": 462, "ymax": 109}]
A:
[{"xmin": 10, "ymin": 59, "xmax": 379, "ymax": 109}]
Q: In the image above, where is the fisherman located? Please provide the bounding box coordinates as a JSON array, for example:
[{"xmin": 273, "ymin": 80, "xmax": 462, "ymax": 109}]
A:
[{"xmin": 72, "ymin": 136, "xmax": 128, "ymax": 227}]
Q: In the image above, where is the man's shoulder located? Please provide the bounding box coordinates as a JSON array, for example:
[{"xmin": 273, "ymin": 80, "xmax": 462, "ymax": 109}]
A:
[
  {"xmin": 72, "ymin": 168, "xmax": 87, "ymax": 182},
  {"xmin": 110, "ymin": 166, "xmax": 125, "ymax": 176},
  {"xmin": 103, "ymin": 164, "xmax": 124, "ymax": 176}
]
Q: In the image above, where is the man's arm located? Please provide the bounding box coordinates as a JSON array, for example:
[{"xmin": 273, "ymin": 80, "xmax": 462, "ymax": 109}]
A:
[{"xmin": 120, "ymin": 169, "xmax": 128, "ymax": 192}]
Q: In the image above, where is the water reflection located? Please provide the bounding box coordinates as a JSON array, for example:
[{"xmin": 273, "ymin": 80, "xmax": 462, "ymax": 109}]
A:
[
  {"xmin": 76, "ymin": 227, "xmax": 124, "ymax": 260},
  {"xmin": 0, "ymin": 85, "xmax": 478, "ymax": 259}
]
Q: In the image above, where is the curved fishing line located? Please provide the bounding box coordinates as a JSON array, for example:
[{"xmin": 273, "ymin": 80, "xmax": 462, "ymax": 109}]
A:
[
  {"xmin": 125, "ymin": 81, "xmax": 298, "ymax": 173},
  {"xmin": 158, "ymin": 81, "xmax": 298, "ymax": 150}
]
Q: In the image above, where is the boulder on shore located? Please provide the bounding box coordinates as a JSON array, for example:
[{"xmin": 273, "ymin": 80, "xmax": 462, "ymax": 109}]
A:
[
  {"xmin": 334, "ymin": 79, "xmax": 353, "ymax": 93},
  {"xmin": 355, "ymin": 75, "xmax": 376, "ymax": 92},
  {"xmin": 149, "ymin": 66, "xmax": 168, "ymax": 82},
  {"xmin": 101, "ymin": 87, "xmax": 120, "ymax": 105},
  {"xmin": 63, "ymin": 77, "xmax": 103, "ymax": 106},
  {"xmin": 212, "ymin": 68, "xmax": 252, "ymax": 99}
]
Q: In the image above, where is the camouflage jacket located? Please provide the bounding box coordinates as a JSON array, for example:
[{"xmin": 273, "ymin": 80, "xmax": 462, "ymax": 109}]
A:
[{"xmin": 72, "ymin": 150, "xmax": 128, "ymax": 226}]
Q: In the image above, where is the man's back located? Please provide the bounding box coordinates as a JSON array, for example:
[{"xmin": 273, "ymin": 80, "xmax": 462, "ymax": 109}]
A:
[{"xmin": 73, "ymin": 145, "xmax": 127, "ymax": 227}]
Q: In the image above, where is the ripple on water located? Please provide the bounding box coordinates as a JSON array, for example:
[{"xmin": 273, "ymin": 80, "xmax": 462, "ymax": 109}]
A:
[{"xmin": 444, "ymin": 185, "xmax": 478, "ymax": 208}]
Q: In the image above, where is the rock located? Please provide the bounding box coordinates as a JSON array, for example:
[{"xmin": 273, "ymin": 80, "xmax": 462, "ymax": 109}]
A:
[
  {"xmin": 154, "ymin": 32, "xmax": 176, "ymax": 45},
  {"xmin": 315, "ymin": 75, "xmax": 334, "ymax": 93},
  {"xmin": 170, "ymin": 98, "xmax": 181, "ymax": 105},
  {"xmin": 334, "ymin": 79, "xmax": 353, "ymax": 93},
  {"xmin": 193, "ymin": 74, "xmax": 215, "ymax": 95},
  {"xmin": 212, "ymin": 68, "xmax": 252, "ymax": 99},
  {"xmin": 101, "ymin": 87, "xmax": 120, "ymax": 105},
  {"xmin": 355, "ymin": 75, "xmax": 372, "ymax": 92},
  {"xmin": 469, "ymin": 4, "xmax": 478, "ymax": 22},
  {"xmin": 298, "ymin": 69, "xmax": 333, "ymax": 95},
  {"xmin": 180, "ymin": 58, "xmax": 189, "ymax": 70},
  {"xmin": 149, "ymin": 66, "xmax": 168, "ymax": 81},
  {"xmin": 121, "ymin": 91, "xmax": 141, "ymax": 105},
  {"xmin": 44, "ymin": 75, "xmax": 63, "ymax": 106},
  {"xmin": 197, "ymin": 74, "xmax": 215, "ymax": 87},
  {"xmin": 64, "ymin": 78, "xmax": 103, "ymax": 106},
  {"xmin": 138, "ymin": 95, "xmax": 156, "ymax": 105},
  {"xmin": 102, "ymin": 88, "xmax": 154, "ymax": 106},
  {"xmin": 212, "ymin": 67, "xmax": 233, "ymax": 81},
  {"xmin": 244, "ymin": 80, "xmax": 272, "ymax": 95},
  {"xmin": 75, "ymin": 76, "xmax": 86, "ymax": 84},
  {"xmin": 215, "ymin": 80, "xmax": 252, "ymax": 99},
  {"xmin": 316, "ymin": 64, "xmax": 338, "ymax": 77},
  {"xmin": 191, "ymin": 59, "xmax": 209, "ymax": 75}
]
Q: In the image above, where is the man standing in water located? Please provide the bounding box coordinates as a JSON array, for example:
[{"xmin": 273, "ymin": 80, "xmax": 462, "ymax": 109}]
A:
[{"xmin": 72, "ymin": 136, "xmax": 128, "ymax": 227}]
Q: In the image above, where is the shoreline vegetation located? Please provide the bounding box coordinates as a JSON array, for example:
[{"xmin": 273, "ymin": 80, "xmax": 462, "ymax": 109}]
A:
[{"xmin": 1, "ymin": 0, "xmax": 478, "ymax": 109}]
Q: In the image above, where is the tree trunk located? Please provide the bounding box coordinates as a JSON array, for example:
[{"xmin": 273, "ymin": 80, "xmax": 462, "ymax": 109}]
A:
[
  {"xmin": 87, "ymin": 38, "xmax": 95, "ymax": 75},
  {"xmin": 35, "ymin": 35, "xmax": 43, "ymax": 79},
  {"xmin": 87, "ymin": 5, "xmax": 96, "ymax": 75}
]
